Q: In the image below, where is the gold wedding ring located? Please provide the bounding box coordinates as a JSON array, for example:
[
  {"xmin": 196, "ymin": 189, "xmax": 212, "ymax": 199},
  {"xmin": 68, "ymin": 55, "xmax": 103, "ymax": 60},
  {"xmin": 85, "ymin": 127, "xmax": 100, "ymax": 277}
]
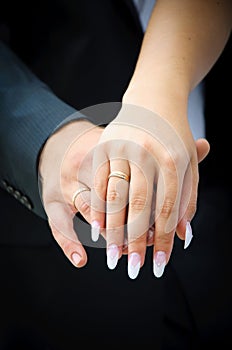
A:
[
  {"xmin": 108, "ymin": 171, "xmax": 130, "ymax": 182},
  {"xmin": 72, "ymin": 187, "xmax": 90, "ymax": 210}
]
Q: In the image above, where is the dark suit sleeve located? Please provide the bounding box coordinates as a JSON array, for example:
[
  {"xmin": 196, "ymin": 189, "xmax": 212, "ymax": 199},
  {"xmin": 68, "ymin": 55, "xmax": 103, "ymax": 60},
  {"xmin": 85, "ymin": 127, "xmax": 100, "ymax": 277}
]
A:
[{"xmin": 0, "ymin": 40, "xmax": 82, "ymax": 219}]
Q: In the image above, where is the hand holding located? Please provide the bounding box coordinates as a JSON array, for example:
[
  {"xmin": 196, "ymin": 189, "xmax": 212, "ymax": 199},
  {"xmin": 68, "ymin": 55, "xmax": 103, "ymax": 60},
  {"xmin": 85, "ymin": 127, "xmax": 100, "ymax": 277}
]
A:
[
  {"xmin": 39, "ymin": 119, "xmax": 103, "ymax": 267},
  {"xmin": 90, "ymin": 104, "xmax": 210, "ymax": 278}
]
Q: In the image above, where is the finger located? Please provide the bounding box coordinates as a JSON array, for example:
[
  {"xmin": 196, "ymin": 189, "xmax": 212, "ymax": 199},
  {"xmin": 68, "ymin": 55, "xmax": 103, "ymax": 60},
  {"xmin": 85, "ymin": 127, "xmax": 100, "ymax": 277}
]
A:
[
  {"xmin": 122, "ymin": 188, "xmax": 156, "ymax": 255},
  {"xmin": 72, "ymin": 183, "xmax": 91, "ymax": 223},
  {"xmin": 69, "ymin": 184, "xmax": 109, "ymax": 247},
  {"xmin": 195, "ymin": 138, "xmax": 210, "ymax": 163},
  {"xmin": 175, "ymin": 139, "xmax": 210, "ymax": 246},
  {"xmin": 127, "ymin": 163, "xmax": 155, "ymax": 279},
  {"xmin": 46, "ymin": 201, "xmax": 88, "ymax": 268},
  {"xmin": 91, "ymin": 145, "xmax": 109, "ymax": 242},
  {"xmin": 153, "ymin": 161, "xmax": 184, "ymax": 278},
  {"xmin": 147, "ymin": 186, "xmax": 157, "ymax": 247},
  {"xmin": 106, "ymin": 160, "xmax": 130, "ymax": 269},
  {"xmin": 176, "ymin": 158, "xmax": 198, "ymax": 248}
]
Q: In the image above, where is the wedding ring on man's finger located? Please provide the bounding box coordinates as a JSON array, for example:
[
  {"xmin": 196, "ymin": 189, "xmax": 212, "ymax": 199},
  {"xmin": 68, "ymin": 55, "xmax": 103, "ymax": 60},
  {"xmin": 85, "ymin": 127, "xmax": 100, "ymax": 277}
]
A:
[
  {"xmin": 72, "ymin": 187, "xmax": 90, "ymax": 211},
  {"xmin": 108, "ymin": 171, "xmax": 130, "ymax": 182}
]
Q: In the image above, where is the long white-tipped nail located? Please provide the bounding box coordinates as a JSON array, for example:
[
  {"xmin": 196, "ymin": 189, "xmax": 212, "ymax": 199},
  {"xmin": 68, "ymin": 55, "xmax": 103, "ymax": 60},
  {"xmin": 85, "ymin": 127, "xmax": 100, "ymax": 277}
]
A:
[
  {"xmin": 107, "ymin": 244, "xmax": 119, "ymax": 270},
  {"xmin": 128, "ymin": 252, "xmax": 141, "ymax": 279},
  {"xmin": 153, "ymin": 251, "xmax": 166, "ymax": 278},
  {"xmin": 91, "ymin": 220, "xmax": 100, "ymax": 242},
  {"xmin": 184, "ymin": 221, "xmax": 193, "ymax": 249}
]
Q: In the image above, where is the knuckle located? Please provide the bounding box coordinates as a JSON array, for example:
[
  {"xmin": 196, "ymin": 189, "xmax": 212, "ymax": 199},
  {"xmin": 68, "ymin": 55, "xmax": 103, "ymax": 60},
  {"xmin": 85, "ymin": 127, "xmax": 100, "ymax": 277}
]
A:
[
  {"xmin": 160, "ymin": 198, "xmax": 175, "ymax": 218},
  {"xmin": 107, "ymin": 190, "xmax": 125, "ymax": 211},
  {"xmin": 141, "ymin": 138, "xmax": 151, "ymax": 151},
  {"xmin": 107, "ymin": 189, "xmax": 121, "ymax": 202},
  {"xmin": 138, "ymin": 142, "xmax": 151, "ymax": 158},
  {"xmin": 136, "ymin": 142, "xmax": 155, "ymax": 165},
  {"xmin": 79, "ymin": 200, "xmax": 90, "ymax": 217},
  {"xmin": 62, "ymin": 240, "xmax": 74, "ymax": 254},
  {"xmin": 162, "ymin": 149, "xmax": 188, "ymax": 172},
  {"xmin": 130, "ymin": 195, "xmax": 146, "ymax": 212},
  {"xmin": 162, "ymin": 150, "xmax": 177, "ymax": 170},
  {"xmin": 106, "ymin": 227, "xmax": 124, "ymax": 246},
  {"xmin": 107, "ymin": 226, "xmax": 123, "ymax": 238},
  {"xmin": 128, "ymin": 231, "xmax": 147, "ymax": 245},
  {"xmin": 156, "ymin": 231, "xmax": 174, "ymax": 246}
]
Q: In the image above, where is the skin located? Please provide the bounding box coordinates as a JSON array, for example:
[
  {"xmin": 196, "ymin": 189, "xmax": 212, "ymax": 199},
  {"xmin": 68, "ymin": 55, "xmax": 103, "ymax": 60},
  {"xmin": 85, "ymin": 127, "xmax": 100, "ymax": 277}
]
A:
[
  {"xmin": 39, "ymin": 120, "xmax": 103, "ymax": 267},
  {"xmin": 39, "ymin": 0, "xmax": 231, "ymax": 274},
  {"xmin": 39, "ymin": 118, "xmax": 208, "ymax": 269},
  {"xmin": 90, "ymin": 0, "xmax": 231, "ymax": 277}
]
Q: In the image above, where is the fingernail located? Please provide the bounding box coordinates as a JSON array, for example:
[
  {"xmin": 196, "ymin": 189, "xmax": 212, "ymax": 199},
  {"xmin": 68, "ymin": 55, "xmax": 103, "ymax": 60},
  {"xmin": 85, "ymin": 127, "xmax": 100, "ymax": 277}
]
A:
[
  {"xmin": 91, "ymin": 220, "xmax": 100, "ymax": 242},
  {"xmin": 128, "ymin": 252, "xmax": 141, "ymax": 279},
  {"xmin": 71, "ymin": 252, "xmax": 82, "ymax": 266},
  {"xmin": 107, "ymin": 244, "xmax": 119, "ymax": 270},
  {"xmin": 184, "ymin": 221, "xmax": 193, "ymax": 249},
  {"xmin": 153, "ymin": 251, "xmax": 166, "ymax": 278}
]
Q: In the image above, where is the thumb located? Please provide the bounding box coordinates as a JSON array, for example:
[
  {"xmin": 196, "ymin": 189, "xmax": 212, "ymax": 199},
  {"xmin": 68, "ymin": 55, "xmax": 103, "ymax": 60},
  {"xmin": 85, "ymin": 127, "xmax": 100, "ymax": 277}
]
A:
[
  {"xmin": 195, "ymin": 138, "xmax": 210, "ymax": 163},
  {"xmin": 46, "ymin": 201, "xmax": 88, "ymax": 268}
]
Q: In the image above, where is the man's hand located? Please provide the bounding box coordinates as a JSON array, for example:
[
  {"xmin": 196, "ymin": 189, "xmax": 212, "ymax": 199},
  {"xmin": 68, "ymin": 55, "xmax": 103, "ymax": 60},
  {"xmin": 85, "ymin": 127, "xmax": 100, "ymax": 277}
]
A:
[{"xmin": 39, "ymin": 119, "xmax": 103, "ymax": 267}]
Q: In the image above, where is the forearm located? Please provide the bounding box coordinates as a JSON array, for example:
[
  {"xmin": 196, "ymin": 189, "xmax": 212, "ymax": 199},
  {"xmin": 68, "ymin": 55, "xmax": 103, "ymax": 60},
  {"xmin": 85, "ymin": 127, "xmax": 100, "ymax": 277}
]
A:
[{"xmin": 123, "ymin": 0, "xmax": 232, "ymax": 121}]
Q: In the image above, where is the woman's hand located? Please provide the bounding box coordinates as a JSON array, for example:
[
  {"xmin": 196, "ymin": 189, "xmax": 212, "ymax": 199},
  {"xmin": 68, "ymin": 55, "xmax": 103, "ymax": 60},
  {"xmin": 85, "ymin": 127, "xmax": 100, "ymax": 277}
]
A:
[{"xmin": 90, "ymin": 104, "xmax": 209, "ymax": 278}]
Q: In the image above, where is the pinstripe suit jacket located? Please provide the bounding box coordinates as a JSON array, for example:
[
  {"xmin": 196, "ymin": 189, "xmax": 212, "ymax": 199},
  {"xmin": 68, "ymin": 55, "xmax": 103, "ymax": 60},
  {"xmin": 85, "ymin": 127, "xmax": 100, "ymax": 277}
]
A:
[{"xmin": 0, "ymin": 0, "xmax": 143, "ymax": 243}]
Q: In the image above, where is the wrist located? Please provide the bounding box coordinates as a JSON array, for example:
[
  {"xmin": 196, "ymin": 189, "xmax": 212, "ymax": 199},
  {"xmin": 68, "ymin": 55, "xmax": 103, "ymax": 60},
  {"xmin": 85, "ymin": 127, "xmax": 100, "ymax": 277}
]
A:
[{"xmin": 124, "ymin": 87, "xmax": 188, "ymax": 123}]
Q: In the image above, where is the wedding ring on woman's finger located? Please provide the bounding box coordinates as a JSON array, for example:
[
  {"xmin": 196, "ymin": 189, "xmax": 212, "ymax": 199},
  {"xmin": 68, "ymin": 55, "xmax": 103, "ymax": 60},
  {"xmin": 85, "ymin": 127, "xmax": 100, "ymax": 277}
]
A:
[
  {"xmin": 108, "ymin": 171, "xmax": 130, "ymax": 182},
  {"xmin": 72, "ymin": 187, "xmax": 90, "ymax": 211}
]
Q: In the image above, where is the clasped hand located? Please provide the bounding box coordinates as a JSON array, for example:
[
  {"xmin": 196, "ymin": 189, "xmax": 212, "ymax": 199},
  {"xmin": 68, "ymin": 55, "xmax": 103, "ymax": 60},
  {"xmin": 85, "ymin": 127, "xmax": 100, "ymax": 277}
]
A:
[{"xmin": 39, "ymin": 104, "xmax": 209, "ymax": 279}]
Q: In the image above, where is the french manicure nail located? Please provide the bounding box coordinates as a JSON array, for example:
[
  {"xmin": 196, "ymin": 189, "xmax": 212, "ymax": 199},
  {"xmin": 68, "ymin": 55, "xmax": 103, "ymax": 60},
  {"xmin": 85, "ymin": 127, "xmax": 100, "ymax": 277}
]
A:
[
  {"xmin": 91, "ymin": 220, "xmax": 100, "ymax": 242},
  {"xmin": 71, "ymin": 252, "xmax": 81, "ymax": 266},
  {"xmin": 107, "ymin": 244, "xmax": 119, "ymax": 270},
  {"xmin": 128, "ymin": 252, "xmax": 141, "ymax": 279},
  {"xmin": 184, "ymin": 221, "xmax": 193, "ymax": 249},
  {"xmin": 153, "ymin": 251, "xmax": 166, "ymax": 278}
]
